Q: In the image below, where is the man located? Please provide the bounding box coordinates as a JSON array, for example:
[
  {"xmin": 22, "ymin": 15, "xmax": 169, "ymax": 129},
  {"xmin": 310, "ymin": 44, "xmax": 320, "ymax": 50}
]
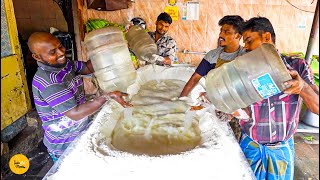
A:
[
  {"xmin": 180, "ymin": 15, "xmax": 245, "ymax": 97},
  {"xmin": 180, "ymin": 15, "xmax": 245, "ymax": 140},
  {"xmin": 148, "ymin": 12, "xmax": 177, "ymax": 66},
  {"xmin": 28, "ymin": 32, "xmax": 131, "ymax": 162},
  {"xmin": 238, "ymin": 17, "xmax": 319, "ymax": 180}
]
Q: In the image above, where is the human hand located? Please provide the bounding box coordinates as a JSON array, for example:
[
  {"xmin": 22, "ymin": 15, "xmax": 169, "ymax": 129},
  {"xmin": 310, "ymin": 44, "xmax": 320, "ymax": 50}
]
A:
[
  {"xmin": 198, "ymin": 92, "xmax": 211, "ymax": 103},
  {"xmin": 231, "ymin": 109, "xmax": 250, "ymax": 119},
  {"xmin": 153, "ymin": 55, "xmax": 171, "ymax": 66},
  {"xmin": 215, "ymin": 110, "xmax": 233, "ymax": 121},
  {"xmin": 149, "ymin": 54, "xmax": 162, "ymax": 64},
  {"xmin": 125, "ymin": 24, "xmax": 133, "ymax": 33},
  {"xmin": 283, "ymin": 70, "xmax": 306, "ymax": 95},
  {"xmin": 162, "ymin": 57, "xmax": 172, "ymax": 65},
  {"xmin": 103, "ymin": 91, "xmax": 132, "ymax": 107},
  {"xmin": 190, "ymin": 105, "xmax": 204, "ymax": 111}
]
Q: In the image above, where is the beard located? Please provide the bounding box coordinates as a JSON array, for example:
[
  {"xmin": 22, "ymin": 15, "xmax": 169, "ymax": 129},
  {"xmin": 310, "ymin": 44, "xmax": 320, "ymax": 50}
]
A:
[
  {"xmin": 51, "ymin": 62, "xmax": 67, "ymax": 68},
  {"xmin": 40, "ymin": 55, "xmax": 67, "ymax": 68},
  {"xmin": 156, "ymin": 29, "xmax": 166, "ymax": 35}
]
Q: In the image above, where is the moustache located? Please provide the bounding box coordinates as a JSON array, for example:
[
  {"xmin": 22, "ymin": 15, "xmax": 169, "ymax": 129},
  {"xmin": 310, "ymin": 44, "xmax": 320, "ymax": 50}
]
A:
[{"xmin": 218, "ymin": 37, "xmax": 225, "ymax": 41}]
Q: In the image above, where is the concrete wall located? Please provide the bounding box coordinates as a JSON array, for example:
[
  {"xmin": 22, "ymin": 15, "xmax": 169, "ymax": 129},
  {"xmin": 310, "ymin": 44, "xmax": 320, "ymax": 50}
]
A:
[
  {"xmin": 81, "ymin": 0, "xmax": 319, "ymax": 65},
  {"xmin": 13, "ymin": 0, "xmax": 68, "ymax": 40}
]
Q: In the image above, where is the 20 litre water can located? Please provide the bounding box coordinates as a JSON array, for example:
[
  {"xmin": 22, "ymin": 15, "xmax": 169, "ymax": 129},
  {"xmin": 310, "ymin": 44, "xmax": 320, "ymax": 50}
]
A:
[
  {"xmin": 84, "ymin": 27, "xmax": 137, "ymax": 92},
  {"xmin": 126, "ymin": 25, "xmax": 158, "ymax": 63},
  {"xmin": 205, "ymin": 43, "xmax": 292, "ymax": 114}
]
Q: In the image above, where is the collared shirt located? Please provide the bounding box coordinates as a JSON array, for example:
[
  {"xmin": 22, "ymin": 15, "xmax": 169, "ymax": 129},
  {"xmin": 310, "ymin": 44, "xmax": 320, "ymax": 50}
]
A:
[
  {"xmin": 239, "ymin": 55, "xmax": 315, "ymax": 144},
  {"xmin": 32, "ymin": 60, "xmax": 90, "ymax": 157},
  {"xmin": 195, "ymin": 46, "xmax": 246, "ymax": 76},
  {"xmin": 148, "ymin": 32, "xmax": 177, "ymax": 61}
]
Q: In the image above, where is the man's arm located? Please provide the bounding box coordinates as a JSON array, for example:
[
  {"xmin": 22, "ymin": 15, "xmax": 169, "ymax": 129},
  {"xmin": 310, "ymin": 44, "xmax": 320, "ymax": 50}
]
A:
[
  {"xmin": 284, "ymin": 70, "xmax": 319, "ymax": 115},
  {"xmin": 162, "ymin": 38, "xmax": 177, "ymax": 65},
  {"xmin": 64, "ymin": 91, "xmax": 131, "ymax": 121},
  {"xmin": 180, "ymin": 72, "xmax": 202, "ymax": 97},
  {"xmin": 81, "ymin": 60, "xmax": 94, "ymax": 75},
  {"xmin": 180, "ymin": 59, "xmax": 216, "ymax": 97},
  {"xmin": 64, "ymin": 95, "xmax": 107, "ymax": 120}
]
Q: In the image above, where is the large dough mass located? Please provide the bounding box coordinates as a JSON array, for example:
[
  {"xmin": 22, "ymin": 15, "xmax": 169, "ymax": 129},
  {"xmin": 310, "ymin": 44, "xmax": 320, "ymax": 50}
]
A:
[{"xmin": 111, "ymin": 79, "xmax": 201, "ymax": 155}]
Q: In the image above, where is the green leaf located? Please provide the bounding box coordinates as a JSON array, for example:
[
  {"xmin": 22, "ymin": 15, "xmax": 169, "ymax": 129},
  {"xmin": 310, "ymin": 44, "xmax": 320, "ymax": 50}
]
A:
[
  {"xmin": 311, "ymin": 58, "xmax": 319, "ymax": 74},
  {"xmin": 282, "ymin": 52, "xmax": 305, "ymax": 59},
  {"xmin": 311, "ymin": 58, "xmax": 319, "ymax": 86},
  {"xmin": 314, "ymin": 77, "xmax": 319, "ymax": 86},
  {"xmin": 303, "ymin": 136, "xmax": 313, "ymax": 141}
]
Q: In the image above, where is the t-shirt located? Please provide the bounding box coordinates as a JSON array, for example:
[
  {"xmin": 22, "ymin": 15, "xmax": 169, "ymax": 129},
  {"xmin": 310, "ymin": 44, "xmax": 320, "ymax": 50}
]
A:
[
  {"xmin": 148, "ymin": 32, "xmax": 177, "ymax": 61},
  {"xmin": 195, "ymin": 46, "xmax": 246, "ymax": 76},
  {"xmin": 32, "ymin": 60, "xmax": 90, "ymax": 157}
]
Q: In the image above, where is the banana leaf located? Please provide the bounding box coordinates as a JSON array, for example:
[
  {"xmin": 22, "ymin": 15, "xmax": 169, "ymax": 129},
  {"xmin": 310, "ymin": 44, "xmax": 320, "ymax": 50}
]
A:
[
  {"xmin": 313, "ymin": 73, "xmax": 319, "ymax": 86},
  {"xmin": 310, "ymin": 56, "xmax": 319, "ymax": 86}
]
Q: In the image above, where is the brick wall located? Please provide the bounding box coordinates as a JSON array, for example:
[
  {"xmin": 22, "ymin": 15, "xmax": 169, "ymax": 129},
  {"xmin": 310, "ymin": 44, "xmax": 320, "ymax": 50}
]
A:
[{"xmin": 13, "ymin": 0, "xmax": 68, "ymax": 40}]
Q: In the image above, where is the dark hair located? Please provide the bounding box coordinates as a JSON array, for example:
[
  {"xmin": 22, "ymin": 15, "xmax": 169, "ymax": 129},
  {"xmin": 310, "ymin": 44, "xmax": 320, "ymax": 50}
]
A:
[
  {"xmin": 157, "ymin": 12, "xmax": 172, "ymax": 24},
  {"xmin": 241, "ymin": 17, "xmax": 276, "ymax": 44},
  {"xmin": 218, "ymin": 15, "xmax": 244, "ymax": 34}
]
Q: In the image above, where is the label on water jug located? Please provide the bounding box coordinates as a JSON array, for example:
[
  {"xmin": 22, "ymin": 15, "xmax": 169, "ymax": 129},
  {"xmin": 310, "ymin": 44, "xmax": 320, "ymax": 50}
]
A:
[{"xmin": 251, "ymin": 73, "xmax": 281, "ymax": 99}]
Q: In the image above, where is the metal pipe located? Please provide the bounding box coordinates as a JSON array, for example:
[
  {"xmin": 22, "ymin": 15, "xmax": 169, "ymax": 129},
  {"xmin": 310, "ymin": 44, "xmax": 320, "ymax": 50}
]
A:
[
  {"xmin": 305, "ymin": 0, "xmax": 319, "ymax": 63},
  {"xmin": 181, "ymin": 49, "xmax": 207, "ymax": 55}
]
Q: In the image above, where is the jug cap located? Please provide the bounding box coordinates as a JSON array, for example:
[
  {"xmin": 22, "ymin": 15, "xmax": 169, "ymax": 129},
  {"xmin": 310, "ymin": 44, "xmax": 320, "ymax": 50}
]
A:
[{"xmin": 130, "ymin": 17, "xmax": 146, "ymax": 29}]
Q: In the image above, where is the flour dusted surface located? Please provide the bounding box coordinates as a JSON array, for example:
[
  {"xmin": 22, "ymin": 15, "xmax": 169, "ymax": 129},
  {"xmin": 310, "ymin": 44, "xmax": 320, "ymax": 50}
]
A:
[{"xmin": 45, "ymin": 66, "xmax": 255, "ymax": 180}]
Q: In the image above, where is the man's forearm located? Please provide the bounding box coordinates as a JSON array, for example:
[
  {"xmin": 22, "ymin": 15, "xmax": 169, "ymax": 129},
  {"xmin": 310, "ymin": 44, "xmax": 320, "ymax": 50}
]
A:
[
  {"xmin": 162, "ymin": 56, "xmax": 172, "ymax": 65},
  {"xmin": 300, "ymin": 84, "xmax": 319, "ymax": 115},
  {"xmin": 180, "ymin": 73, "xmax": 202, "ymax": 97},
  {"xmin": 86, "ymin": 60, "xmax": 94, "ymax": 73},
  {"xmin": 180, "ymin": 83, "xmax": 194, "ymax": 97},
  {"xmin": 64, "ymin": 96, "xmax": 107, "ymax": 120},
  {"xmin": 81, "ymin": 60, "xmax": 94, "ymax": 75}
]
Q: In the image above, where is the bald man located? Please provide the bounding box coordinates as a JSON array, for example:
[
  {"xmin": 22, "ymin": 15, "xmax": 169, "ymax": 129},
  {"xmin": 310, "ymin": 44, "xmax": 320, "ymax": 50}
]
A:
[{"xmin": 29, "ymin": 32, "xmax": 131, "ymax": 162}]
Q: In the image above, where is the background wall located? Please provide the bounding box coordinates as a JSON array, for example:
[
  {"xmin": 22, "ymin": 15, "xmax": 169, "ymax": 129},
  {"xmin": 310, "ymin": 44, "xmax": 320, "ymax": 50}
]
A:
[
  {"xmin": 82, "ymin": 0, "xmax": 319, "ymax": 65},
  {"xmin": 12, "ymin": 0, "xmax": 68, "ymax": 40}
]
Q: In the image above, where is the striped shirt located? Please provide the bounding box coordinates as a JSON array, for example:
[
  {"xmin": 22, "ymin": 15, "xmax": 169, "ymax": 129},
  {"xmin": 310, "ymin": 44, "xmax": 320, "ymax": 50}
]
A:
[
  {"xmin": 239, "ymin": 55, "xmax": 315, "ymax": 144},
  {"xmin": 148, "ymin": 32, "xmax": 177, "ymax": 61},
  {"xmin": 32, "ymin": 60, "xmax": 90, "ymax": 157}
]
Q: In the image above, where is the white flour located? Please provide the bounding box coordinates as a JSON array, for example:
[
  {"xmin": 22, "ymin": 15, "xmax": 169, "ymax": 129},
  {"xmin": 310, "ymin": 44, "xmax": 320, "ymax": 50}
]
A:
[{"xmin": 45, "ymin": 66, "xmax": 255, "ymax": 180}]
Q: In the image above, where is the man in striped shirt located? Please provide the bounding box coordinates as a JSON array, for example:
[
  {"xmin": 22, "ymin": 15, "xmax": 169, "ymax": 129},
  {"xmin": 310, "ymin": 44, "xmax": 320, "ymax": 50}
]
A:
[
  {"xmin": 28, "ymin": 32, "xmax": 131, "ymax": 162},
  {"xmin": 236, "ymin": 17, "xmax": 319, "ymax": 180}
]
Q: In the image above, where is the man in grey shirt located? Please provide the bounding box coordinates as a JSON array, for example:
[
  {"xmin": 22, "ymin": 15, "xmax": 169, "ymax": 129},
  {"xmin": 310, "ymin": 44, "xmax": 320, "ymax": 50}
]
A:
[
  {"xmin": 180, "ymin": 15, "xmax": 245, "ymax": 97},
  {"xmin": 180, "ymin": 15, "xmax": 245, "ymax": 140}
]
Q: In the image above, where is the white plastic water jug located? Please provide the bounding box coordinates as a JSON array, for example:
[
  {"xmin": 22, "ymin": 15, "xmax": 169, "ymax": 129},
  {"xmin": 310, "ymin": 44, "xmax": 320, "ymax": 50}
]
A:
[
  {"xmin": 205, "ymin": 43, "xmax": 292, "ymax": 113},
  {"xmin": 84, "ymin": 27, "xmax": 136, "ymax": 92},
  {"xmin": 126, "ymin": 25, "xmax": 158, "ymax": 63}
]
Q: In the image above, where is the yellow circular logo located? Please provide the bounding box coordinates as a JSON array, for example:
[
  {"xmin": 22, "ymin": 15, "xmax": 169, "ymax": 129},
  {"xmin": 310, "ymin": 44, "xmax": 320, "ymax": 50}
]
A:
[
  {"xmin": 168, "ymin": 0, "xmax": 176, "ymax": 6},
  {"xmin": 9, "ymin": 154, "xmax": 30, "ymax": 174}
]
